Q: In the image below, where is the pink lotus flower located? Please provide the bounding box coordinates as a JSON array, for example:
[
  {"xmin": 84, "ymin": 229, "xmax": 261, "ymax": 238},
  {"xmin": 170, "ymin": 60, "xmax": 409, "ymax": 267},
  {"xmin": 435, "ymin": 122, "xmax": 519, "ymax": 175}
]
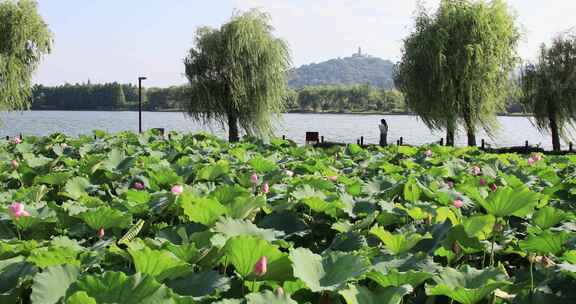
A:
[
  {"xmin": 471, "ymin": 166, "xmax": 481, "ymax": 176},
  {"xmin": 250, "ymin": 173, "xmax": 259, "ymax": 184},
  {"xmin": 327, "ymin": 175, "xmax": 338, "ymax": 182},
  {"xmin": 490, "ymin": 184, "xmax": 498, "ymax": 192},
  {"xmin": 97, "ymin": 227, "xmax": 105, "ymax": 238},
  {"xmin": 532, "ymin": 154, "xmax": 542, "ymax": 162},
  {"xmin": 13, "ymin": 137, "xmax": 22, "ymax": 145},
  {"xmin": 9, "ymin": 202, "xmax": 30, "ymax": 219},
  {"xmin": 171, "ymin": 185, "xmax": 183, "ymax": 195},
  {"xmin": 479, "ymin": 178, "xmax": 487, "ymax": 186},
  {"xmin": 253, "ymin": 256, "xmax": 267, "ymax": 277},
  {"xmin": 11, "ymin": 160, "xmax": 18, "ymax": 170},
  {"xmin": 445, "ymin": 181, "xmax": 454, "ymax": 189},
  {"xmin": 261, "ymin": 182, "xmax": 270, "ymax": 194},
  {"xmin": 133, "ymin": 182, "xmax": 145, "ymax": 190},
  {"xmin": 453, "ymin": 199, "xmax": 464, "ymax": 209},
  {"xmin": 528, "ymin": 157, "xmax": 536, "ymax": 165},
  {"xmin": 424, "ymin": 149, "xmax": 433, "ymax": 157},
  {"xmin": 285, "ymin": 170, "xmax": 294, "ymax": 177}
]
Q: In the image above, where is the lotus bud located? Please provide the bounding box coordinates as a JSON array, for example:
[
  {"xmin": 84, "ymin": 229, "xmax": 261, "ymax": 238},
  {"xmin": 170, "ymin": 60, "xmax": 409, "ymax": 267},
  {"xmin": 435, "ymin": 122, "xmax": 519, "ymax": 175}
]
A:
[
  {"xmin": 171, "ymin": 185, "xmax": 183, "ymax": 195},
  {"xmin": 445, "ymin": 181, "xmax": 454, "ymax": 189},
  {"xmin": 253, "ymin": 256, "xmax": 268, "ymax": 277},
  {"xmin": 528, "ymin": 157, "xmax": 536, "ymax": 165},
  {"xmin": 453, "ymin": 199, "xmax": 464, "ymax": 209},
  {"xmin": 424, "ymin": 149, "xmax": 433, "ymax": 157},
  {"xmin": 285, "ymin": 170, "xmax": 294, "ymax": 177},
  {"xmin": 97, "ymin": 227, "xmax": 105, "ymax": 238},
  {"xmin": 9, "ymin": 202, "xmax": 30, "ymax": 219},
  {"xmin": 261, "ymin": 182, "xmax": 270, "ymax": 194},
  {"xmin": 13, "ymin": 137, "xmax": 22, "ymax": 145},
  {"xmin": 275, "ymin": 287, "xmax": 285, "ymax": 296},
  {"xmin": 133, "ymin": 182, "xmax": 145, "ymax": 190},
  {"xmin": 479, "ymin": 178, "xmax": 487, "ymax": 186},
  {"xmin": 490, "ymin": 184, "xmax": 498, "ymax": 192},
  {"xmin": 11, "ymin": 160, "xmax": 18, "ymax": 170},
  {"xmin": 327, "ymin": 175, "xmax": 338, "ymax": 182},
  {"xmin": 471, "ymin": 166, "xmax": 481, "ymax": 175},
  {"xmin": 250, "ymin": 173, "xmax": 259, "ymax": 184}
]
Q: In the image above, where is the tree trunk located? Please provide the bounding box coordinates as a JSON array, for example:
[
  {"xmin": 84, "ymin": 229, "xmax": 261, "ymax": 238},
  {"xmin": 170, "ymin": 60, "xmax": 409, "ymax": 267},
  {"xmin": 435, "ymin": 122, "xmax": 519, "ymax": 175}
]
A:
[
  {"xmin": 549, "ymin": 115, "xmax": 561, "ymax": 152},
  {"xmin": 445, "ymin": 120, "xmax": 455, "ymax": 146},
  {"xmin": 228, "ymin": 114, "xmax": 239, "ymax": 142},
  {"xmin": 466, "ymin": 129, "xmax": 476, "ymax": 147}
]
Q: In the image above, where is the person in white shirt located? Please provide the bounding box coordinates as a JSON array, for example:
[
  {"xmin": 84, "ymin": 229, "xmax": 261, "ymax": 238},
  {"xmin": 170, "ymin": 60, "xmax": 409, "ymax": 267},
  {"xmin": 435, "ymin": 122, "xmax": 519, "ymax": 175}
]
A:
[{"xmin": 379, "ymin": 119, "xmax": 388, "ymax": 146}]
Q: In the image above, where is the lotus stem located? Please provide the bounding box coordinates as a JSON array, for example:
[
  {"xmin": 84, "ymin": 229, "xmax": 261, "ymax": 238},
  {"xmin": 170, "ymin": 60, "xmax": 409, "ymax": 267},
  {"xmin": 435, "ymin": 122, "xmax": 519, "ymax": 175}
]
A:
[{"xmin": 529, "ymin": 260, "xmax": 534, "ymax": 294}]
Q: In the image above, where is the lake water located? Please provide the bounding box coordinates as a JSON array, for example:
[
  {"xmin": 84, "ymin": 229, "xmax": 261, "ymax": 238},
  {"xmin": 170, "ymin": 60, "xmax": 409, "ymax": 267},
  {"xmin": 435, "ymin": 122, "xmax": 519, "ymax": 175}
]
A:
[{"xmin": 0, "ymin": 111, "xmax": 568, "ymax": 150}]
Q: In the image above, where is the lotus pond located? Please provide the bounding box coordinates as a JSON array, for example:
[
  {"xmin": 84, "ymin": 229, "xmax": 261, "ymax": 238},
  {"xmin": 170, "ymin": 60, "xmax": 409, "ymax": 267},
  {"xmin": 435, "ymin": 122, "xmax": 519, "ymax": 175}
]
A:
[{"xmin": 1, "ymin": 131, "xmax": 575, "ymax": 304}]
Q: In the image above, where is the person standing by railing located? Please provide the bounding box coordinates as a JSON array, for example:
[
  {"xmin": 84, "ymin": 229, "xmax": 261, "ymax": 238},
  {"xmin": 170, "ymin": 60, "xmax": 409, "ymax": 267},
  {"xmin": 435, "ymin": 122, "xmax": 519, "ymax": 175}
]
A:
[{"xmin": 379, "ymin": 119, "xmax": 388, "ymax": 146}]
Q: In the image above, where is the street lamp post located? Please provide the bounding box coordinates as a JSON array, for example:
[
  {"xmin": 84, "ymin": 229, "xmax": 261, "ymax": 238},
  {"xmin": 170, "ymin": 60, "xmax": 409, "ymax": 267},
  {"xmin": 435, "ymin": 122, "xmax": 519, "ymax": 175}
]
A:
[{"xmin": 138, "ymin": 77, "xmax": 147, "ymax": 133}]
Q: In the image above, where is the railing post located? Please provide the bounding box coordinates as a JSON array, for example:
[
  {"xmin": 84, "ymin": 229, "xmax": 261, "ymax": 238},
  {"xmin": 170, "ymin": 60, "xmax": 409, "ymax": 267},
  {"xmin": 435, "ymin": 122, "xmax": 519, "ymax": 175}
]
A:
[
  {"xmin": 440, "ymin": 138, "xmax": 444, "ymax": 146},
  {"xmin": 570, "ymin": 142, "xmax": 573, "ymax": 152},
  {"xmin": 356, "ymin": 139, "xmax": 360, "ymax": 145},
  {"xmin": 360, "ymin": 136, "xmax": 364, "ymax": 146},
  {"xmin": 282, "ymin": 135, "xmax": 286, "ymax": 140},
  {"xmin": 481, "ymin": 139, "xmax": 485, "ymax": 149},
  {"xmin": 400, "ymin": 137, "xmax": 403, "ymax": 145},
  {"xmin": 396, "ymin": 139, "xmax": 400, "ymax": 145},
  {"xmin": 525, "ymin": 140, "xmax": 529, "ymax": 152},
  {"xmin": 321, "ymin": 136, "xmax": 324, "ymax": 143},
  {"xmin": 19, "ymin": 133, "xmax": 23, "ymax": 140},
  {"xmin": 5, "ymin": 136, "xmax": 9, "ymax": 141}
]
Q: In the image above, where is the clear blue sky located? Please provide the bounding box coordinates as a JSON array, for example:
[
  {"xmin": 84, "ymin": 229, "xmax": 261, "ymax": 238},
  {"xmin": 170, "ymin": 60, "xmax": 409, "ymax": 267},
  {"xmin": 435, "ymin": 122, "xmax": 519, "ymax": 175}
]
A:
[{"xmin": 33, "ymin": 0, "xmax": 576, "ymax": 87}]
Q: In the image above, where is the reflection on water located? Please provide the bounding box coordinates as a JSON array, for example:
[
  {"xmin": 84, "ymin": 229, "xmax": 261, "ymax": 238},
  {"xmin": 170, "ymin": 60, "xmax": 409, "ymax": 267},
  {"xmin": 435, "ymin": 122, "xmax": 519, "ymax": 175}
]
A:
[{"xmin": 0, "ymin": 111, "xmax": 565, "ymax": 149}]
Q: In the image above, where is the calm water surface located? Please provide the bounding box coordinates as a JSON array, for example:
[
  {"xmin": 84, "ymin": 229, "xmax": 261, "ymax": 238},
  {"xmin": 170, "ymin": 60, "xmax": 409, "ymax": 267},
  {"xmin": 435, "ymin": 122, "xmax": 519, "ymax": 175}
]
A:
[{"xmin": 0, "ymin": 111, "xmax": 567, "ymax": 150}]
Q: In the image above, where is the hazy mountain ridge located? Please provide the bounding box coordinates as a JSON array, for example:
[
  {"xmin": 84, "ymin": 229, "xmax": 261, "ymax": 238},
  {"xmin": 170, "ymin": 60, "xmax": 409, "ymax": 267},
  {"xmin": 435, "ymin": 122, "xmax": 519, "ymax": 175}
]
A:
[{"xmin": 288, "ymin": 51, "xmax": 396, "ymax": 89}]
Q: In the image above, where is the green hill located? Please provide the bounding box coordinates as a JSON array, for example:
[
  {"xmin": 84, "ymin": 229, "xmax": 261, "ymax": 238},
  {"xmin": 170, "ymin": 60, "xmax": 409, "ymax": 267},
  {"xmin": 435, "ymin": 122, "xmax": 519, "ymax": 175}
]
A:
[{"xmin": 288, "ymin": 50, "xmax": 395, "ymax": 89}]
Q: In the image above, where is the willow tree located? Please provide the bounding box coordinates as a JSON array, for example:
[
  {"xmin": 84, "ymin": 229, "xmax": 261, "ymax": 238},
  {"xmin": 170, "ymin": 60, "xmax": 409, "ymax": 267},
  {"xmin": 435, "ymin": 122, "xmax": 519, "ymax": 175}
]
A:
[
  {"xmin": 395, "ymin": 0, "xmax": 520, "ymax": 146},
  {"xmin": 183, "ymin": 10, "xmax": 291, "ymax": 142},
  {"xmin": 520, "ymin": 33, "xmax": 576, "ymax": 151},
  {"xmin": 0, "ymin": 0, "xmax": 52, "ymax": 113}
]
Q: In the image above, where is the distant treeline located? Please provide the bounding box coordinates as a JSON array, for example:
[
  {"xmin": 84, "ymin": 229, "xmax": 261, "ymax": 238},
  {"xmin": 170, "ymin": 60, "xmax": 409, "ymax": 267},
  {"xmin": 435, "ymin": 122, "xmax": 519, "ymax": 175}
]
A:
[
  {"xmin": 287, "ymin": 85, "xmax": 406, "ymax": 113},
  {"xmin": 31, "ymin": 82, "xmax": 525, "ymax": 114},
  {"xmin": 31, "ymin": 83, "xmax": 187, "ymax": 111}
]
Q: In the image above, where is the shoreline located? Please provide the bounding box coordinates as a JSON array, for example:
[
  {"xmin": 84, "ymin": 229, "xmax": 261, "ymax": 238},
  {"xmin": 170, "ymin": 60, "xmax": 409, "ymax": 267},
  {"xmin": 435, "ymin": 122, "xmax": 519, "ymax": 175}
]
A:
[{"xmin": 23, "ymin": 109, "xmax": 532, "ymax": 117}]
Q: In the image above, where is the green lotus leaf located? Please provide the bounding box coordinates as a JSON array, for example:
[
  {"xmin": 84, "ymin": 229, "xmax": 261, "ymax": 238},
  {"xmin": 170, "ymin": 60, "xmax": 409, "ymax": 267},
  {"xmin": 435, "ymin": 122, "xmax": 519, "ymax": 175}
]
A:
[
  {"xmin": 27, "ymin": 246, "xmax": 80, "ymax": 269},
  {"xmin": 563, "ymin": 250, "xmax": 576, "ymax": 264},
  {"xmin": 258, "ymin": 211, "xmax": 308, "ymax": 235},
  {"xmin": 226, "ymin": 195, "xmax": 266, "ymax": 220},
  {"xmin": 167, "ymin": 270, "xmax": 230, "ymax": 300},
  {"xmin": 249, "ymin": 156, "xmax": 279, "ymax": 173},
  {"xmin": 180, "ymin": 194, "xmax": 227, "ymax": 226},
  {"xmin": 124, "ymin": 189, "xmax": 151, "ymax": 205},
  {"xmin": 0, "ymin": 256, "xmax": 36, "ymax": 295},
  {"xmin": 162, "ymin": 242, "xmax": 199, "ymax": 263},
  {"xmin": 35, "ymin": 172, "xmax": 73, "ymax": 185},
  {"xmin": 148, "ymin": 166, "xmax": 183, "ymax": 187},
  {"xmin": 128, "ymin": 246, "xmax": 189, "ymax": 282},
  {"xmin": 245, "ymin": 290, "xmax": 297, "ymax": 304},
  {"xmin": 196, "ymin": 162, "xmax": 229, "ymax": 181},
  {"xmin": 425, "ymin": 265, "xmax": 511, "ymax": 304},
  {"xmin": 31, "ymin": 264, "xmax": 80, "ymax": 304},
  {"xmin": 223, "ymin": 235, "xmax": 292, "ymax": 281},
  {"xmin": 462, "ymin": 214, "xmax": 495, "ymax": 240},
  {"xmin": 369, "ymin": 226, "xmax": 431, "ymax": 255},
  {"xmin": 64, "ymin": 177, "xmax": 92, "ymax": 200},
  {"xmin": 213, "ymin": 217, "xmax": 284, "ymax": 243},
  {"xmin": 289, "ymin": 247, "xmax": 370, "ymax": 292},
  {"xmin": 367, "ymin": 269, "xmax": 432, "ymax": 288},
  {"xmin": 23, "ymin": 153, "xmax": 53, "ymax": 168},
  {"xmin": 66, "ymin": 291, "xmax": 97, "ymax": 304},
  {"xmin": 76, "ymin": 207, "xmax": 132, "ymax": 230},
  {"xmin": 477, "ymin": 187, "xmax": 539, "ymax": 218},
  {"xmin": 403, "ymin": 177, "xmax": 421, "ymax": 202},
  {"xmin": 71, "ymin": 272, "xmax": 175, "ymax": 304},
  {"xmin": 532, "ymin": 207, "xmax": 569, "ymax": 230},
  {"xmin": 519, "ymin": 231, "xmax": 571, "ymax": 255},
  {"xmin": 339, "ymin": 284, "xmax": 413, "ymax": 304}
]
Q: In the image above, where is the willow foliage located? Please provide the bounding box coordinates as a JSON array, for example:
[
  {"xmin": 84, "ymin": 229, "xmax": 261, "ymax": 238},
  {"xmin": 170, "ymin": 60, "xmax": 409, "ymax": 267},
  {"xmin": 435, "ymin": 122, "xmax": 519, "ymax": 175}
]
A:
[
  {"xmin": 0, "ymin": 0, "xmax": 52, "ymax": 113},
  {"xmin": 520, "ymin": 32, "xmax": 576, "ymax": 151},
  {"xmin": 395, "ymin": 0, "xmax": 520, "ymax": 146},
  {"xmin": 184, "ymin": 10, "xmax": 291, "ymax": 142}
]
